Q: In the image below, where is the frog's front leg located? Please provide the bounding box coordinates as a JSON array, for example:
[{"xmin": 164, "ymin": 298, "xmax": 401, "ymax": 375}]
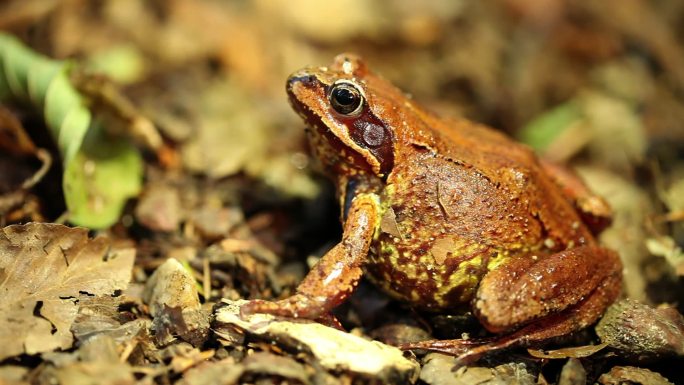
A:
[
  {"xmin": 241, "ymin": 193, "xmax": 380, "ymax": 319},
  {"xmin": 403, "ymin": 246, "xmax": 621, "ymax": 362}
]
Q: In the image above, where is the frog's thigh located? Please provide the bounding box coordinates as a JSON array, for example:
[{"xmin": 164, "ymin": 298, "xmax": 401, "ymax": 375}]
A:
[
  {"xmin": 402, "ymin": 268, "xmax": 621, "ymax": 362},
  {"xmin": 474, "ymin": 246, "xmax": 622, "ymax": 333}
]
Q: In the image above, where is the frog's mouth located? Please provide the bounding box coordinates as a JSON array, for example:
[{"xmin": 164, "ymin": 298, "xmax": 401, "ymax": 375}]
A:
[{"xmin": 286, "ymin": 71, "xmax": 324, "ymax": 118}]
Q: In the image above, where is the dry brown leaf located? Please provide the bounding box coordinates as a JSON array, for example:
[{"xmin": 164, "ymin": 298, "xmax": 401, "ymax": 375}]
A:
[
  {"xmin": 0, "ymin": 105, "xmax": 37, "ymax": 156},
  {"xmin": 0, "ymin": 223, "xmax": 135, "ymax": 360},
  {"xmin": 53, "ymin": 362, "xmax": 137, "ymax": 385},
  {"xmin": 180, "ymin": 78, "xmax": 268, "ymax": 179},
  {"xmin": 527, "ymin": 343, "xmax": 607, "ymax": 359},
  {"xmin": 70, "ymin": 296, "xmax": 123, "ymax": 341},
  {"xmin": 431, "ymin": 237, "xmax": 459, "ymax": 265},
  {"xmin": 380, "ymin": 207, "xmax": 402, "ymax": 239},
  {"xmin": 241, "ymin": 352, "xmax": 312, "ymax": 384},
  {"xmin": 214, "ymin": 299, "xmax": 419, "ymax": 383},
  {"xmin": 180, "ymin": 359, "xmax": 243, "ymax": 385}
]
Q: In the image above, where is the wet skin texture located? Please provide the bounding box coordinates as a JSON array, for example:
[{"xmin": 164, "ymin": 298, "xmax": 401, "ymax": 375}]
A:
[{"xmin": 242, "ymin": 54, "xmax": 622, "ymax": 362}]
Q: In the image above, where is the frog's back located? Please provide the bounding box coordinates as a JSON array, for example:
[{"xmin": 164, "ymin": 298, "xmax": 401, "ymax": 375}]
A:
[
  {"xmin": 407, "ymin": 110, "xmax": 593, "ymax": 247},
  {"xmin": 364, "ymin": 111, "xmax": 594, "ymax": 311}
]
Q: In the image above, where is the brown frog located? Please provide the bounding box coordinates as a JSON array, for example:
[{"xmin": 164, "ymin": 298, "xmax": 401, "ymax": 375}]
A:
[{"xmin": 242, "ymin": 53, "xmax": 622, "ymax": 362}]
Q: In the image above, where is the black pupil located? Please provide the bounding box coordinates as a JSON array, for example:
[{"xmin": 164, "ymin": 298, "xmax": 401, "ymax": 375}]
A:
[
  {"xmin": 333, "ymin": 87, "xmax": 356, "ymax": 106},
  {"xmin": 330, "ymin": 84, "xmax": 362, "ymax": 115}
]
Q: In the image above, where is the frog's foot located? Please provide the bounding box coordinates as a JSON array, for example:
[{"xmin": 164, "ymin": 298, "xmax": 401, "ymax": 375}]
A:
[
  {"xmin": 398, "ymin": 314, "xmax": 576, "ymax": 365},
  {"xmin": 399, "ymin": 311, "xmax": 567, "ymax": 365},
  {"xmin": 399, "ymin": 337, "xmax": 496, "ymax": 365},
  {"xmin": 239, "ymin": 296, "xmax": 345, "ymax": 330}
]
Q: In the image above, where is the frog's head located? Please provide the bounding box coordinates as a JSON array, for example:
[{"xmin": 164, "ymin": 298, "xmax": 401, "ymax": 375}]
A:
[{"xmin": 287, "ymin": 53, "xmax": 411, "ymax": 179}]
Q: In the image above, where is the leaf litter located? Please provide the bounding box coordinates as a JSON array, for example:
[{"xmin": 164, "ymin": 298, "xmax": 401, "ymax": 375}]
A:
[
  {"xmin": 1, "ymin": 0, "xmax": 684, "ymax": 384},
  {"xmin": 0, "ymin": 223, "xmax": 134, "ymax": 360}
]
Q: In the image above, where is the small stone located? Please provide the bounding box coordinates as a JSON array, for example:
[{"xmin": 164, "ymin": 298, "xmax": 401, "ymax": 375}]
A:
[{"xmin": 596, "ymin": 299, "xmax": 684, "ymax": 362}]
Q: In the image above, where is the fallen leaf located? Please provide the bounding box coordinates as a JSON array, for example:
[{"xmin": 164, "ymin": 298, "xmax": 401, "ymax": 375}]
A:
[
  {"xmin": 0, "ymin": 34, "xmax": 145, "ymax": 229},
  {"xmin": 0, "ymin": 33, "xmax": 144, "ymax": 229},
  {"xmin": 54, "ymin": 362, "xmax": 136, "ymax": 385},
  {"xmin": 519, "ymin": 90, "xmax": 646, "ymax": 169},
  {"xmin": 77, "ymin": 334, "xmax": 120, "ymax": 363},
  {"xmin": 85, "ymin": 44, "xmax": 147, "ymax": 84},
  {"xmin": 241, "ymin": 352, "xmax": 312, "ymax": 384},
  {"xmin": 431, "ymin": 237, "xmax": 458, "ymax": 265},
  {"xmin": 0, "ymin": 223, "xmax": 135, "ymax": 360},
  {"xmin": 0, "ymin": 365, "xmax": 29, "ymax": 385},
  {"xmin": 70, "ymin": 296, "xmax": 156, "ymax": 365},
  {"xmin": 214, "ymin": 299, "xmax": 419, "ymax": 384},
  {"xmin": 527, "ymin": 343, "xmax": 607, "ymax": 359},
  {"xmin": 180, "ymin": 359, "xmax": 243, "ymax": 385},
  {"xmin": 518, "ymin": 101, "xmax": 583, "ymax": 154},
  {"xmin": 70, "ymin": 296, "xmax": 123, "ymax": 341},
  {"xmin": 180, "ymin": 78, "xmax": 268, "ymax": 179},
  {"xmin": 380, "ymin": 207, "xmax": 402, "ymax": 239},
  {"xmin": 0, "ymin": 104, "xmax": 37, "ymax": 156}
]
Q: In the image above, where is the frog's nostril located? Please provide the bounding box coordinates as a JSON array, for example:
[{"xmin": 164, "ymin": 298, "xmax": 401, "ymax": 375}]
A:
[{"xmin": 288, "ymin": 74, "xmax": 316, "ymax": 88}]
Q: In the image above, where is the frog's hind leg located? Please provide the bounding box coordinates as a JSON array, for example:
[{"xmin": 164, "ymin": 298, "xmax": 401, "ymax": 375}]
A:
[
  {"xmin": 474, "ymin": 246, "xmax": 621, "ymax": 333},
  {"xmin": 400, "ymin": 271, "xmax": 619, "ymax": 363},
  {"xmin": 401, "ymin": 246, "xmax": 622, "ymax": 363}
]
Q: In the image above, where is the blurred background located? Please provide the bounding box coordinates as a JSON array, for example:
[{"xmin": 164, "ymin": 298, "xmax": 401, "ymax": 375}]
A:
[
  {"xmin": 3, "ymin": 0, "xmax": 684, "ymax": 315},
  {"xmin": 1, "ymin": 0, "xmax": 683, "ymax": 371}
]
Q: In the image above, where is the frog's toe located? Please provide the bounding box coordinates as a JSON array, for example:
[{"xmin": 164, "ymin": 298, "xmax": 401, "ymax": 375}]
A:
[
  {"xmin": 239, "ymin": 299, "xmax": 275, "ymax": 318},
  {"xmin": 399, "ymin": 338, "xmax": 495, "ymax": 365},
  {"xmin": 239, "ymin": 294, "xmax": 327, "ymax": 319}
]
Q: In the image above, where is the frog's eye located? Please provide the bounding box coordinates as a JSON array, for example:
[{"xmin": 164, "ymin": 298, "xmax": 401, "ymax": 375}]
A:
[{"xmin": 329, "ymin": 81, "xmax": 364, "ymax": 116}]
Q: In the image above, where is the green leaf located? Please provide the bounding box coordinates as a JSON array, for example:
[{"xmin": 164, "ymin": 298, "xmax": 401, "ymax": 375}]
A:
[
  {"xmin": 57, "ymin": 106, "xmax": 91, "ymax": 163},
  {"xmin": 44, "ymin": 69, "xmax": 86, "ymax": 151},
  {"xmin": 28, "ymin": 59, "xmax": 64, "ymax": 107},
  {"xmin": 518, "ymin": 101, "xmax": 582, "ymax": 151},
  {"xmin": 0, "ymin": 35, "xmax": 36, "ymax": 102},
  {"xmin": 63, "ymin": 122, "xmax": 143, "ymax": 229},
  {"xmin": 0, "ymin": 32, "xmax": 143, "ymax": 229}
]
